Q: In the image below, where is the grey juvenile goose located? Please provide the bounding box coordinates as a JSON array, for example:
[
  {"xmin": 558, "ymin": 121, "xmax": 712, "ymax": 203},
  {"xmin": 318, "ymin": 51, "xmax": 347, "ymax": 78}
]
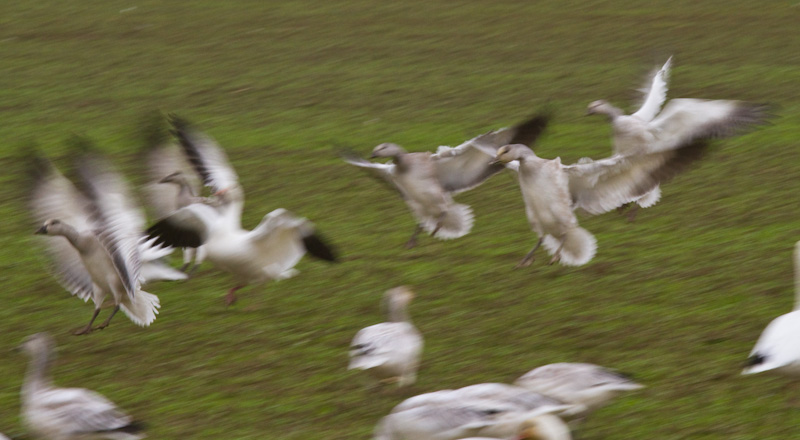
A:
[
  {"xmin": 31, "ymin": 154, "xmax": 180, "ymax": 334},
  {"xmin": 19, "ymin": 333, "xmax": 145, "ymax": 440},
  {"xmin": 587, "ymin": 56, "xmax": 770, "ymax": 219},
  {"xmin": 344, "ymin": 115, "xmax": 548, "ymax": 248}
]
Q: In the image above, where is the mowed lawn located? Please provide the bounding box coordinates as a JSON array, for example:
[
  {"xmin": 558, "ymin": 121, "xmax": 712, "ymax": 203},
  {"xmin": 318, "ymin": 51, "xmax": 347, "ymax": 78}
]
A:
[{"xmin": 1, "ymin": 0, "xmax": 799, "ymax": 438}]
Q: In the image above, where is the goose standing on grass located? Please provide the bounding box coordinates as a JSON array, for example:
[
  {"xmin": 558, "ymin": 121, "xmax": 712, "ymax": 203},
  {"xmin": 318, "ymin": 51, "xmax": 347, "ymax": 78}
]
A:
[
  {"xmin": 142, "ymin": 132, "xmax": 208, "ymax": 273},
  {"xmin": 343, "ymin": 115, "xmax": 548, "ymax": 248},
  {"xmin": 19, "ymin": 333, "xmax": 145, "ymax": 440},
  {"xmin": 514, "ymin": 363, "xmax": 644, "ymax": 421},
  {"xmin": 349, "ymin": 286, "xmax": 423, "ymax": 386},
  {"xmin": 30, "ymin": 154, "xmax": 179, "ymax": 335},
  {"xmin": 491, "ymin": 135, "xmax": 713, "ymax": 267},
  {"xmin": 145, "ymin": 116, "xmax": 337, "ymax": 305},
  {"xmin": 587, "ymin": 56, "xmax": 770, "ymax": 220},
  {"xmin": 743, "ymin": 241, "xmax": 800, "ymax": 376}
]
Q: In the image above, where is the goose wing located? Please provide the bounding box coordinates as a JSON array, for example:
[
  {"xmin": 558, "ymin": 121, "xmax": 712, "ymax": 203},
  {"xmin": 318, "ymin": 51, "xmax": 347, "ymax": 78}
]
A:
[
  {"xmin": 341, "ymin": 151, "xmax": 404, "ymax": 198},
  {"xmin": 647, "ymin": 98, "xmax": 770, "ymax": 152},
  {"xmin": 77, "ymin": 155, "xmax": 146, "ymax": 298},
  {"xmin": 168, "ymin": 115, "xmax": 242, "ymax": 201},
  {"xmin": 565, "ymin": 137, "xmax": 711, "ymax": 215},
  {"xmin": 247, "ymin": 208, "xmax": 337, "ymax": 271},
  {"xmin": 433, "ymin": 114, "xmax": 549, "ymax": 194},
  {"xmin": 145, "ymin": 203, "xmax": 218, "ymax": 249},
  {"xmin": 143, "ymin": 142, "xmax": 202, "ymax": 218},
  {"xmin": 33, "ymin": 388, "xmax": 137, "ymax": 435},
  {"xmin": 29, "ymin": 159, "xmax": 95, "ymax": 301},
  {"xmin": 631, "ymin": 56, "xmax": 672, "ymax": 122}
]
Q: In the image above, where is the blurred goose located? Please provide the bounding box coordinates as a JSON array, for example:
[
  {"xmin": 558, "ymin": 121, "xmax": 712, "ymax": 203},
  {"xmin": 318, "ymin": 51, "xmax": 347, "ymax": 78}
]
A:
[
  {"xmin": 492, "ymin": 136, "xmax": 712, "ymax": 267},
  {"xmin": 19, "ymin": 333, "xmax": 145, "ymax": 440},
  {"xmin": 146, "ymin": 116, "xmax": 337, "ymax": 305},
  {"xmin": 587, "ymin": 56, "xmax": 769, "ymax": 218},
  {"xmin": 349, "ymin": 286, "xmax": 423, "ymax": 386},
  {"xmin": 344, "ymin": 115, "xmax": 548, "ymax": 248},
  {"xmin": 143, "ymin": 135, "xmax": 208, "ymax": 272},
  {"xmin": 458, "ymin": 414, "xmax": 571, "ymax": 439},
  {"xmin": 514, "ymin": 363, "xmax": 643, "ymax": 420},
  {"xmin": 31, "ymin": 154, "xmax": 179, "ymax": 335},
  {"xmin": 743, "ymin": 241, "xmax": 800, "ymax": 376},
  {"xmin": 376, "ymin": 394, "xmax": 570, "ymax": 440}
]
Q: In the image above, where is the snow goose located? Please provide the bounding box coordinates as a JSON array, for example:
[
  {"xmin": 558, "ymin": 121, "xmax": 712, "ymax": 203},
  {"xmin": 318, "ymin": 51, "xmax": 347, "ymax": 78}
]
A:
[
  {"xmin": 145, "ymin": 115, "xmax": 337, "ymax": 305},
  {"xmin": 343, "ymin": 115, "xmax": 548, "ymax": 248},
  {"xmin": 375, "ymin": 393, "xmax": 570, "ymax": 440},
  {"xmin": 514, "ymin": 363, "xmax": 643, "ymax": 421},
  {"xmin": 492, "ymin": 136, "xmax": 712, "ymax": 267},
  {"xmin": 143, "ymin": 135, "xmax": 208, "ymax": 273},
  {"xmin": 19, "ymin": 333, "xmax": 145, "ymax": 440},
  {"xmin": 30, "ymin": 154, "xmax": 180, "ymax": 335},
  {"xmin": 587, "ymin": 56, "xmax": 770, "ymax": 218},
  {"xmin": 743, "ymin": 241, "xmax": 800, "ymax": 376},
  {"xmin": 349, "ymin": 286, "xmax": 423, "ymax": 386}
]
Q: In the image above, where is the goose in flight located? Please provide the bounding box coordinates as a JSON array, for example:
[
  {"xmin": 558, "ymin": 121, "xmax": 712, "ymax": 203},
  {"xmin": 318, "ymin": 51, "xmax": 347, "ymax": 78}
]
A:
[
  {"xmin": 587, "ymin": 56, "xmax": 770, "ymax": 219},
  {"xmin": 19, "ymin": 333, "xmax": 145, "ymax": 439},
  {"xmin": 375, "ymin": 385, "xmax": 571, "ymax": 440},
  {"xmin": 343, "ymin": 115, "xmax": 549, "ymax": 248},
  {"xmin": 349, "ymin": 286, "xmax": 423, "ymax": 386},
  {"xmin": 30, "ymin": 154, "xmax": 179, "ymax": 335},
  {"xmin": 514, "ymin": 363, "xmax": 643, "ymax": 421},
  {"xmin": 492, "ymin": 135, "xmax": 712, "ymax": 267},
  {"xmin": 146, "ymin": 116, "xmax": 337, "ymax": 305},
  {"xmin": 743, "ymin": 241, "xmax": 800, "ymax": 376}
]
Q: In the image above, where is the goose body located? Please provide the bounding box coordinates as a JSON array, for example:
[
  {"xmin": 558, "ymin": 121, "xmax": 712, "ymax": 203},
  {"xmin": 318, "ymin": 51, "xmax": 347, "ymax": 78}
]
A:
[
  {"xmin": 19, "ymin": 333, "xmax": 145, "ymax": 440},
  {"xmin": 514, "ymin": 363, "xmax": 643, "ymax": 419},
  {"xmin": 344, "ymin": 115, "xmax": 548, "ymax": 247},
  {"xmin": 31, "ymin": 155, "xmax": 175, "ymax": 334},
  {"xmin": 349, "ymin": 287, "xmax": 423, "ymax": 386},
  {"xmin": 588, "ymin": 57, "xmax": 769, "ymax": 215},
  {"xmin": 493, "ymin": 136, "xmax": 712, "ymax": 267},
  {"xmin": 743, "ymin": 241, "xmax": 800, "ymax": 376},
  {"xmin": 146, "ymin": 116, "xmax": 337, "ymax": 304}
]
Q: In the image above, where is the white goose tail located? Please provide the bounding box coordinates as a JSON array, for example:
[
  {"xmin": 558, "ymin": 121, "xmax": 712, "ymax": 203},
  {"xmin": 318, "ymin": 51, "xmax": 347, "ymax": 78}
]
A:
[
  {"xmin": 543, "ymin": 227, "xmax": 597, "ymax": 266},
  {"xmin": 120, "ymin": 290, "xmax": 161, "ymax": 327},
  {"xmin": 419, "ymin": 203, "xmax": 475, "ymax": 240}
]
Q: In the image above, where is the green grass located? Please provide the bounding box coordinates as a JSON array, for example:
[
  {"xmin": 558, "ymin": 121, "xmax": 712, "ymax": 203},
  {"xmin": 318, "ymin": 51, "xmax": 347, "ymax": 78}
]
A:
[{"xmin": 1, "ymin": 0, "xmax": 799, "ymax": 438}]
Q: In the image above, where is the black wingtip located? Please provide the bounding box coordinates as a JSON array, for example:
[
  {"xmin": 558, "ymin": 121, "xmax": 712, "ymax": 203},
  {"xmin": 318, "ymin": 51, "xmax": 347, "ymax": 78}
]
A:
[
  {"xmin": 112, "ymin": 420, "xmax": 147, "ymax": 434},
  {"xmin": 167, "ymin": 113, "xmax": 192, "ymax": 133},
  {"xmin": 303, "ymin": 233, "xmax": 338, "ymax": 262},
  {"xmin": 138, "ymin": 110, "xmax": 171, "ymax": 149},
  {"xmin": 510, "ymin": 109, "xmax": 552, "ymax": 147},
  {"xmin": 146, "ymin": 217, "xmax": 205, "ymax": 248},
  {"xmin": 745, "ymin": 353, "xmax": 765, "ymax": 368}
]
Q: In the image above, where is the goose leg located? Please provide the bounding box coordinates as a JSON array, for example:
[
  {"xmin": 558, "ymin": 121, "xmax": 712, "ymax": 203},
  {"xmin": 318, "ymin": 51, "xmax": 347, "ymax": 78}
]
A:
[
  {"xmin": 225, "ymin": 285, "xmax": 246, "ymax": 306},
  {"xmin": 73, "ymin": 308, "xmax": 101, "ymax": 335},
  {"xmin": 549, "ymin": 234, "xmax": 567, "ymax": 265},
  {"xmin": 626, "ymin": 204, "xmax": 640, "ymax": 222},
  {"xmin": 405, "ymin": 225, "xmax": 423, "ymax": 249},
  {"xmin": 180, "ymin": 247, "xmax": 194, "ymax": 272},
  {"xmin": 95, "ymin": 306, "xmax": 120, "ymax": 330},
  {"xmin": 516, "ymin": 237, "xmax": 543, "ymax": 268},
  {"xmin": 430, "ymin": 212, "xmax": 447, "ymax": 238}
]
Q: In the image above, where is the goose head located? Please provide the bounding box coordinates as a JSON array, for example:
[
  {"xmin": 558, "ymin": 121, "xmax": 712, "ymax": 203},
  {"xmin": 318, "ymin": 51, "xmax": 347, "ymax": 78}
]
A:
[
  {"xmin": 34, "ymin": 219, "xmax": 69, "ymax": 236},
  {"xmin": 18, "ymin": 333, "xmax": 55, "ymax": 358},
  {"xmin": 383, "ymin": 286, "xmax": 415, "ymax": 322},
  {"xmin": 586, "ymin": 100, "xmax": 623, "ymax": 119},
  {"xmin": 370, "ymin": 143, "xmax": 407, "ymax": 159},
  {"xmin": 492, "ymin": 144, "xmax": 534, "ymax": 165}
]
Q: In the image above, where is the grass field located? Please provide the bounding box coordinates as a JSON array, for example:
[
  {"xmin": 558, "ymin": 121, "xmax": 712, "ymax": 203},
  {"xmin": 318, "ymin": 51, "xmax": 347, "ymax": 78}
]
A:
[{"xmin": 1, "ymin": 0, "xmax": 799, "ymax": 438}]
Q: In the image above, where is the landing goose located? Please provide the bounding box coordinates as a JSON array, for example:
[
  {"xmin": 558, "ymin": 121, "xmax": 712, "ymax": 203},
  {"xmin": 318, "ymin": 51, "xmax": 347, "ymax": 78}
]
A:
[
  {"xmin": 514, "ymin": 363, "xmax": 643, "ymax": 420},
  {"xmin": 30, "ymin": 155, "xmax": 179, "ymax": 334},
  {"xmin": 143, "ymin": 137, "xmax": 208, "ymax": 272},
  {"xmin": 146, "ymin": 116, "xmax": 337, "ymax": 305},
  {"xmin": 743, "ymin": 241, "xmax": 800, "ymax": 376},
  {"xmin": 344, "ymin": 115, "xmax": 548, "ymax": 248},
  {"xmin": 349, "ymin": 286, "xmax": 423, "ymax": 386},
  {"xmin": 376, "ymin": 390, "xmax": 570, "ymax": 440},
  {"xmin": 19, "ymin": 333, "xmax": 145, "ymax": 440},
  {"xmin": 492, "ymin": 137, "xmax": 711, "ymax": 267},
  {"xmin": 587, "ymin": 56, "xmax": 769, "ymax": 218}
]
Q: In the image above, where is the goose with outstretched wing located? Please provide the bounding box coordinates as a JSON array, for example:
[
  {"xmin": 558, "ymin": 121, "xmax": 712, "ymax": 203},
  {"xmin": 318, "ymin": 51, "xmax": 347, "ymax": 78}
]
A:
[
  {"xmin": 343, "ymin": 115, "xmax": 549, "ymax": 248},
  {"xmin": 146, "ymin": 116, "xmax": 337, "ymax": 305}
]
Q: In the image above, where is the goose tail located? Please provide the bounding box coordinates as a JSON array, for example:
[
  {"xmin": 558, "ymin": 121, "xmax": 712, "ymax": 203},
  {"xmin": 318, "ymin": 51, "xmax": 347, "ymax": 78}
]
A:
[
  {"xmin": 543, "ymin": 227, "xmax": 597, "ymax": 266},
  {"xmin": 120, "ymin": 290, "xmax": 161, "ymax": 327}
]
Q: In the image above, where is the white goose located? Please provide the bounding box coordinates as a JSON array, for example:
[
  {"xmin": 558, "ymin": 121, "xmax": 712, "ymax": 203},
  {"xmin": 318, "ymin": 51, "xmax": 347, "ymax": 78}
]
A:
[
  {"xmin": 349, "ymin": 286, "xmax": 423, "ymax": 386},
  {"xmin": 146, "ymin": 116, "xmax": 337, "ymax": 305},
  {"xmin": 587, "ymin": 56, "xmax": 769, "ymax": 218},
  {"xmin": 376, "ymin": 388, "xmax": 570, "ymax": 440},
  {"xmin": 31, "ymin": 154, "xmax": 179, "ymax": 335},
  {"xmin": 492, "ymin": 136, "xmax": 713, "ymax": 267},
  {"xmin": 514, "ymin": 363, "xmax": 644, "ymax": 420},
  {"xmin": 743, "ymin": 241, "xmax": 800, "ymax": 376},
  {"xmin": 344, "ymin": 115, "xmax": 548, "ymax": 248},
  {"xmin": 19, "ymin": 333, "xmax": 145, "ymax": 440}
]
